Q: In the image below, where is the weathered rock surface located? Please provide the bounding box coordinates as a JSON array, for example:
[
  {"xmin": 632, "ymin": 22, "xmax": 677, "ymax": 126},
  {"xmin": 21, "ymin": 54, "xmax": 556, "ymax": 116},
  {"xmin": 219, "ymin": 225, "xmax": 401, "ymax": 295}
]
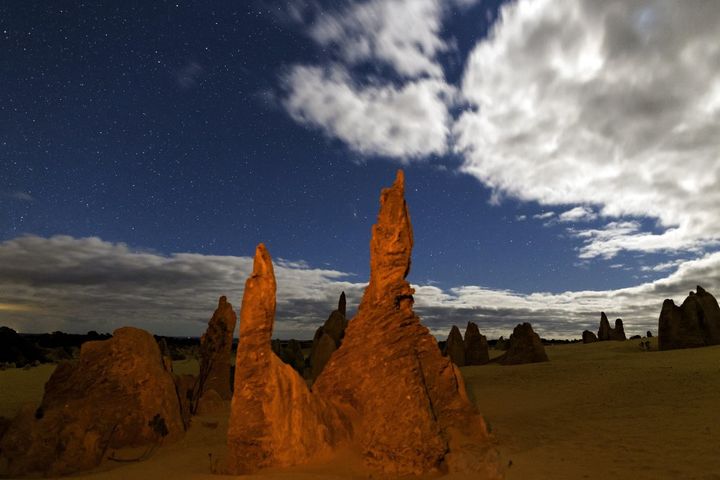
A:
[
  {"xmin": 499, "ymin": 323, "xmax": 549, "ymax": 365},
  {"xmin": 308, "ymin": 332, "xmax": 336, "ymax": 382},
  {"xmin": 313, "ymin": 171, "xmax": 500, "ymax": 476},
  {"xmin": 197, "ymin": 296, "xmax": 237, "ymax": 401},
  {"xmin": 582, "ymin": 330, "xmax": 598, "ymax": 343},
  {"xmin": 658, "ymin": 285, "xmax": 720, "ymax": 351},
  {"xmin": 597, "ymin": 312, "xmax": 626, "ymax": 341},
  {"xmin": 443, "ymin": 325, "xmax": 466, "ymax": 366},
  {"xmin": 226, "ymin": 244, "xmax": 349, "ymax": 474},
  {"xmin": 0, "ymin": 327, "xmax": 184, "ymax": 477},
  {"xmin": 464, "ymin": 322, "xmax": 490, "ymax": 365}
]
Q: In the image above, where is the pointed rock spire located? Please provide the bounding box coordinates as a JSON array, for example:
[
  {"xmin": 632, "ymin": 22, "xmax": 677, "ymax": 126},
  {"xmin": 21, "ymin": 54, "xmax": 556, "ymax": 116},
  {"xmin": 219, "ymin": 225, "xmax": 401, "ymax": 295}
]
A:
[
  {"xmin": 363, "ymin": 170, "xmax": 414, "ymax": 308},
  {"xmin": 227, "ymin": 244, "xmax": 349, "ymax": 474}
]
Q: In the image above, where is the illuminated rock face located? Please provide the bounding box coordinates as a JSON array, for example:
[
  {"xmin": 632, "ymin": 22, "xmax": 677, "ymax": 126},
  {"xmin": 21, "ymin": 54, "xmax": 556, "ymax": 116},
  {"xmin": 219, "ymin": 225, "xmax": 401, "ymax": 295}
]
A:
[
  {"xmin": 314, "ymin": 171, "xmax": 500, "ymax": 476},
  {"xmin": 198, "ymin": 296, "xmax": 237, "ymax": 400},
  {"xmin": 499, "ymin": 323, "xmax": 549, "ymax": 366},
  {"xmin": 0, "ymin": 327, "xmax": 184, "ymax": 477},
  {"xmin": 464, "ymin": 322, "xmax": 490, "ymax": 365},
  {"xmin": 227, "ymin": 172, "xmax": 500, "ymax": 477},
  {"xmin": 659, "ymin": 286, "xmax": 720, "ymax": 351},
  {"xmin": 226, "ymin": 245, "xmax": 349, "ymax": 474}
]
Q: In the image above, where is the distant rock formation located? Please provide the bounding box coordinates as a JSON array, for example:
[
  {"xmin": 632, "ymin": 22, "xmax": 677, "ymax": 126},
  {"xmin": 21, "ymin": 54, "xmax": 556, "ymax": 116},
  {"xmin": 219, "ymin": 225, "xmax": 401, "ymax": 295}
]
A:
[
  {"xmin": 499, "ymin": 323, "xmax": 549, "ymax": 365},
  {"xmin": 647, "ymin": 331, "xmax": 653, "ymax": 338},
  {"xmin": 0, "ymin": 327, "xmax": 184, "ymax": 477},
  {"xmin": 0, "ymin": 326, "xmax": 46, "ymax": 367},
  {"xmin": 582, "ymin": 330, "xmax": 598, "ymax": 343},
  {"xmin": 464, "ymin": 322, "xmax": 490, "ymax": 365},
  {"xmin": 197, "ymin": 296, "xmax": 237, "ymax": 402},
  {"xmin": 307, "ymin": 292, "xmax": 348, "ymax": 381},
  {"xmin": 658, "ymin": 285, "xmax": 720, "ymax": 351},
  {"xmin": 226, "ymin": 244, "xmax": 349, "ymax": 474},
  {"xmin": 495, "ymin": 336, "xmax": 509, "ymax": 350},
  {"xmin": 313, "ymin": 171, "xmax": 500, "ymax": 476},
  {"xmin": 597, "ymin": 312, "xmax": 627, "ymax": 341},
  {"xmin": 443, "ymin": 325, "xmax": 466, "ymax": 366}
]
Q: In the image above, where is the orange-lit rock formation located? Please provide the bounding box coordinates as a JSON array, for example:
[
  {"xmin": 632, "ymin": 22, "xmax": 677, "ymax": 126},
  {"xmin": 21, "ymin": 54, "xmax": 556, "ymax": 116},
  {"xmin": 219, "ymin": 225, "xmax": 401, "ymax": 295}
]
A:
[
  {"xmin": 197, "ymin": 296, "xmax": 237, "ymax": 401},
  {"xmin": 226, "ymin": 244, "xmax": 349, "ymax": 474},
  {"xmin": 313, "ymin": 171, "xmax": 500, "ymax": 476},
  {"xmin": 0, "ymin": 327, "xmax": 184, "ymax": 477}
]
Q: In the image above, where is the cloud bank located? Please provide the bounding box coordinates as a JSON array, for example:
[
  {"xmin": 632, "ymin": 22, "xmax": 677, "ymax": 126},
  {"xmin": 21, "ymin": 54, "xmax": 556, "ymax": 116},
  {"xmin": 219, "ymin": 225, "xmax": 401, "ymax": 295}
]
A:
[
  {"xmin": 282, "ymin": 0, "xmax": 720, "ymax": 260},
  {"xmin": 2, "ymin": 235, "xmax": 719, "ymax": 340}
]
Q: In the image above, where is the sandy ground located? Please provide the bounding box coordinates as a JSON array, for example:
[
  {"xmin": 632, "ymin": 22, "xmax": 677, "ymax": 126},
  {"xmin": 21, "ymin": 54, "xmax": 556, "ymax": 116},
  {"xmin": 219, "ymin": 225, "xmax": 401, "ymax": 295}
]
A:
[{"xmin": 1, "ymin": 339, "xmax": 719, "ymax": 479}]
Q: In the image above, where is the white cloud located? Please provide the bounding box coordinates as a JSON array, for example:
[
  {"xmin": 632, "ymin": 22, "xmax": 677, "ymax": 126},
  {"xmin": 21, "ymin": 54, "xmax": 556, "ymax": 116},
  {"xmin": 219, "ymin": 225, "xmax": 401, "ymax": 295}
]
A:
[
  {"xmin": 532, "ymin": 211, "xmax": 555, "ymax": 220},
  {"xmin": 558, "ymin": 206, "xmax": 597, "ymax": 223},
  {"xmin": 283, "ymin": 65, "xmax": 453, "ymax": 159},
  {"xmin": 454, "ymin": 0, "xmax": 720, "ymax": 258},
  {"xmin": 309, "ymin": 0, "xmax": 449, "ymax": 78}
]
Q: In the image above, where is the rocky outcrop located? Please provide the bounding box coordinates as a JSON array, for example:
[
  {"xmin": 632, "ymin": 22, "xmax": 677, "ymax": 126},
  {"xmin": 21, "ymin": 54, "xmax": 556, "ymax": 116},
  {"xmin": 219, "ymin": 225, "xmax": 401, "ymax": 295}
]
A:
[
  {"xmin": 499, "ymin": 323, "xmax": 549, "ymax": 365},
  {"xmin": 464, "ymin": 322, "xmax": 490, "ymax": 365},
  {"xmin": 197, "ymin": 296, "xmax": 237, "ymax": 401},
  {"xmin": 597, "ymin": 312, "xmax": 626, "ymax": 341},
  {"xmin": 226, "ymin": 244, "xmax": 349, "ymax": 474},
  {"xmin": 658, "ymin": 286, "xmax": 720, "ymax": 351},
  {"xmin": 582, "ymin": 330, "xmax": 598, "ymax": 343},
  {"xmin": 308, "ymin": 292, "xmax": 349, "ymax": 381},
  {"xmin": 443, "ymin": 325, "xmax": 466, "ymax": 366},
  {"xmin": 313, "ymin": 171, "xmax": 500, "ymax": 476},
  {"xmin": 0, "ymin": 327, "xmax": 184, "ymax": 477}
]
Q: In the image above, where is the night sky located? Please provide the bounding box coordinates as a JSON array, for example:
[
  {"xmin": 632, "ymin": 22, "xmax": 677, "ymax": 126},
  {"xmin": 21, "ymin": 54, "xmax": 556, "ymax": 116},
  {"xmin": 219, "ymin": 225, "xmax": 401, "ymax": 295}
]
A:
[{"xmin": 2, "ymin": 0, "xmax": 719, "ymax": 339}]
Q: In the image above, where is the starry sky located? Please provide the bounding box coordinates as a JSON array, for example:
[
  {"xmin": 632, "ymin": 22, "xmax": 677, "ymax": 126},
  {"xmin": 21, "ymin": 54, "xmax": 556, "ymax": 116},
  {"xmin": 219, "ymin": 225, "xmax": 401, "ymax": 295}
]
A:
[{"xmin": 2, "ymin": 0, "xmax": 720, "ymax": 339}]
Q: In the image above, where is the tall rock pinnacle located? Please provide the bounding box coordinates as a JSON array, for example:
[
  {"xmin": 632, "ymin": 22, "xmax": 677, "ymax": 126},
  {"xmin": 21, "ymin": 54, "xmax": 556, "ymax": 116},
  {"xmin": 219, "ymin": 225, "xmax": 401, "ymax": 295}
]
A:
[
  {"xmin": 227, "ymin": 244, "xmax": 348, "ymax": 473},
  {"xmin": 363, "ymin": 170, "xmax": 415, "ymax": 308}
]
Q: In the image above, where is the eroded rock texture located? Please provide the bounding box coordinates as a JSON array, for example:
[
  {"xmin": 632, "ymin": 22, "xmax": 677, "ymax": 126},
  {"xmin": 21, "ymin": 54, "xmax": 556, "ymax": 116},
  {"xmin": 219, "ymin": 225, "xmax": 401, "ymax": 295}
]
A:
[
  {"xmin": 658, "ymin": 285, "xmax": 720, "ymax": 351},
  {"xmin": 226, "ymin": 245, "xmax": 349, "ymax": 474},
  {"xmin": 598, "ymin": 312, "xmax": 626, "ymax": 341},
  {"xmin": 197, "ymin": 296, "xmax": 237, "ymax": 401},
  {"xmin": 443, "ymin": 325, "xmax": 466, "ymax": 366},
  {"xmin": 464, "ymin": 322, "xmax": 490, "ymax": 365},
  {"xmin": 0, "ymin": 327, "xmax": 184, "ymax": 477},
  {"xmin": 499, "ymin": 323, "xmax": 549, "ymax": 365},
  {"xmin": 313, "ymin": 171, "xmax": 500, "ymax": 476}
]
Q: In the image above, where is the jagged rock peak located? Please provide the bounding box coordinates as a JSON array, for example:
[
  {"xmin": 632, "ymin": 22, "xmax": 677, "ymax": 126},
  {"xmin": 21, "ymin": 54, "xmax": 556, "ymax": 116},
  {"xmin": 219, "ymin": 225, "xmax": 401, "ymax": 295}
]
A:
[
  {"xmin": 363, "ymin": 169, "xmax": 414, "ymax": 308},
  {"xmin": 237, "ymin": 243, "xmax": 276, "ymax": 350}
]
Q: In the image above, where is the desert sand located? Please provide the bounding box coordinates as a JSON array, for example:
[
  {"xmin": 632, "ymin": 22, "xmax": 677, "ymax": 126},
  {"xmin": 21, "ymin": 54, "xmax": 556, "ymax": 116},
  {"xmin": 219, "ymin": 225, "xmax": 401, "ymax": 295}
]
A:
[{"xmin": 1, "ymin": 338, "xmax": 719, "ymax": 479}]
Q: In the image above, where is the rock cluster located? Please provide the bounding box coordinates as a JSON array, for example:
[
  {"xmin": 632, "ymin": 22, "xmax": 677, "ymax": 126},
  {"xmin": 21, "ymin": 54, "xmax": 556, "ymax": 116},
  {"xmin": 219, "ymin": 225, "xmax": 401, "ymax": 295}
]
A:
[
  {"xmin": 499, "ymin": 323, "xmax": 549, "ymax": 365},
  {"xmin": 307, "ymin": 292, "xmax": 348, "ymax": 381},
  {"xmin": 227, "ymin": 172, "xmax": 500, "ymax": 477},
  {"xmin": 597, "ymin": 312, "xmax": 626, "ymax": 341},
  {"xmin": 0, "ymin": 327, "xmax": 184, "ymax": 477},
  {"xmin": 0, "ymin": 326, "xmax": 46, "ymax": 367},
  {"xmin": 197, "ymin": 296, "xmax": 237, "ymax": 401},
  {"xmin": 658, "ymin": 286, "xmax": 720, "ymax": 351}
]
